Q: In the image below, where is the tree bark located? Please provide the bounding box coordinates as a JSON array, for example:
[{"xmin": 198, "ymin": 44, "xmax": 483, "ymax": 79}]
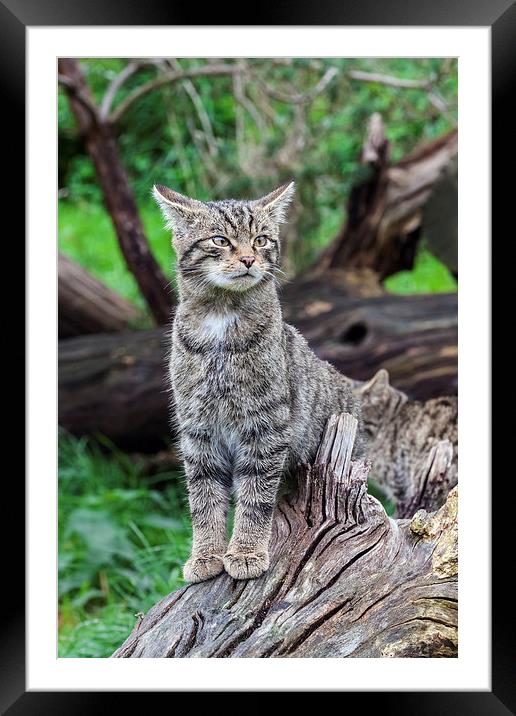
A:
[
  {"xmin": 58, "ymin": 329, "xmax": 170, "ymax": 451},
  {"xmin": 421, "ymin": 155, "xmax": 458, "ymax": 277},
  {"xmin": 282, "ymin": 281, "xmax": 458, "ymax": 399},
  {"xmin": 313, "ymin": 114, "xmax": 458, "ymax": 279},
  {"xmin": 113, "ymin": 409, "xmax": 457, "ymax": 658},
  {"xmin": 58, "ymin": 290, "xmax": 457, "ymax": 449},
  {"xmin": 58, "ymin": 58, "xmax": 172, "ymax": 325},
  {"xmin": 59, "ymin": 252, "xmax": 139, "ymax": 337}
]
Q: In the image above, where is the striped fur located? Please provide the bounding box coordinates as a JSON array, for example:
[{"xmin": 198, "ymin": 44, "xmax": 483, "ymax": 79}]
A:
[{"xmin": 154, "ymin": 182, "xmax": 362, "ymax": 582}]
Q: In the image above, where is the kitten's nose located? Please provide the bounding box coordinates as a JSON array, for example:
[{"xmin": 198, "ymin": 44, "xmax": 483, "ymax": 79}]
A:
[{"xmin": 239, "ymin": 255, "xmax": 255, "ymax": 269}]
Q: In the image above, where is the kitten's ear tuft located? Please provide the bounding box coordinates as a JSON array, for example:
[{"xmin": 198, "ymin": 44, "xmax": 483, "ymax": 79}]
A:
[
  {"xmin": 152, "ymin": 184, "xmax": 205, "ymax": 230},
  {"xmin": 254, "ymin": 181, "xmax": 295, "ymax": 223}
]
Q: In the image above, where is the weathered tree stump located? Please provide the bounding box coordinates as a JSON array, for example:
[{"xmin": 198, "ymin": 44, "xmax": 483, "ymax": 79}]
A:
[
  {"xmin": 313, "ymin": 114, "xmax": 458, "ymax": 280},
  {"xmin": 113, "ymin": 407, "xmax": 457, "ymax": 658}
]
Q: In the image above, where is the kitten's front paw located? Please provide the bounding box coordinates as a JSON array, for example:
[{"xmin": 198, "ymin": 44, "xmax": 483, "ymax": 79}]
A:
[
  {"xmin": 183, "ymin": 553, "xmax": 224, "ymax": 583},
  {"xmin": 223, "ymin": 549, "xmax": 270, "ymax": 580}
]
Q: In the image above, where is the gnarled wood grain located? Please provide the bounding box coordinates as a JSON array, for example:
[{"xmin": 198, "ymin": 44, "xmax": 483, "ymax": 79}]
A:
[{"xmin": 113, "ymin": 411, "xmax": 457, "ymax": 658}]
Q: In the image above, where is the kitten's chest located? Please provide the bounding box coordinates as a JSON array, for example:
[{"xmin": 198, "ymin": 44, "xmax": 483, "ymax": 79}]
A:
[
  {"xmin": 196, "ymin": 311, "xmax": 238, "ymax": 341},
  {"xmin": 171, "ymin": 310, "xmax": 282, "ymax": 407}
]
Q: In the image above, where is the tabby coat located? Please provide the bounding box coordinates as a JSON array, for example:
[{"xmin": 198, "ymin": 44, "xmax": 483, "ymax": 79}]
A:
[{"xmin": 154, "ymin": 182, "xmax": 362, "ymax": 582}]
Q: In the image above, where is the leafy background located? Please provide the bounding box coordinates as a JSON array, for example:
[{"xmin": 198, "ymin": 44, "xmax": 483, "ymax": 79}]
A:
[{"xmin": 58, "ymin": 57, "xmax": 457, "ymax": 657}]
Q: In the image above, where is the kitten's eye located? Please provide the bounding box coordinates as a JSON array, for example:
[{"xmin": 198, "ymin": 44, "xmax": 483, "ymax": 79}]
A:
[
  {"xmin": 254, "ymin": 236, "xmax": 268, "ymax": 248},
  {"xmin": 211, "ymin": 236, "xmax": 230, "ymax": 247}
]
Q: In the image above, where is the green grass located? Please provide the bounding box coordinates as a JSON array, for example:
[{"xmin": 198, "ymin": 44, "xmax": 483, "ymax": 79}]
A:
[
  {"xmin": 58, "ymin": 432, "xmax": 191, "ymax": 657},
  {"xmin": 384, "ymin": 248, "xmax": 457, "ymax": 295},
  {"xmin": 367, "ymin": 478, "xmax": 396, "ymax": 517}
]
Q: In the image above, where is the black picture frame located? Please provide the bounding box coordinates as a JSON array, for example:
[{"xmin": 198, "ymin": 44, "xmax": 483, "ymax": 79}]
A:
[{"xmin": 5, "ymin": 0, "xmax": 509, "ymax": 710}]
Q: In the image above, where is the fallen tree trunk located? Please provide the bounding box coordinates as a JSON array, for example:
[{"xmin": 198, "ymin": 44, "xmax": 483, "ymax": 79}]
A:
[
  {"xmin": 313, "ymin": 114, "xmax": 458, "ymax": 279},
  {"xmin": 58, "ymin": 290, "xmax": 457, "ymax": 448},
  {"xmin": 282, "ymin": 280, "xmax": 457, "ymax": 399},
  {"xmin": 113, "ymin": 409, "xmax": 457, "ymax": 658},
  {"xmin": 58, "ymin": 329, "xmax": 170, "ymax": 451},
  {"xmin": 59, "ymin": 252, "xmax": 139, "ymax": 338}
]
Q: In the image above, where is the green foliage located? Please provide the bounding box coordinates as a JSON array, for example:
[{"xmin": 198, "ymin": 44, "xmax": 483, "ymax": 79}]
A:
[
  {"xmin": 367, "ymin": 478, "xmax": 396, "ymax": 517},
  {"xmin": 59, "ymin": 57, "xmax": 458, "ymax": 297},
  {"xmin": 385, "ymin": 248, "xmax": 458, "ymax": 295},
  {"xmin": 58, "ymin": 432, "xmax": 191, "ymax": 657}
]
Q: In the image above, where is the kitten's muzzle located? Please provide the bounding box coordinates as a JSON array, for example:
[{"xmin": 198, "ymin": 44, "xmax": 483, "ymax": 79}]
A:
[{"xmin": 239, "ymin": 256, "xmax": 255, "ymax": 269}]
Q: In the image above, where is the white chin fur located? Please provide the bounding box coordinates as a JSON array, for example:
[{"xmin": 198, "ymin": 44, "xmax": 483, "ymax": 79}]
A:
[{"xmin": 209, "ymin": 272, "xmax": 262, "ymax": 292}]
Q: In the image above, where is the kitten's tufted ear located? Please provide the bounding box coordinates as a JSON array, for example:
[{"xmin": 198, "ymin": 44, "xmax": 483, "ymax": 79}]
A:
[
  {"xmin": 152, "ymin": 184, "xmax": 206, "ymax": 231},
  {"xmin": 254, "ymin": 181, "xmax": 295, "ymax": 223}
]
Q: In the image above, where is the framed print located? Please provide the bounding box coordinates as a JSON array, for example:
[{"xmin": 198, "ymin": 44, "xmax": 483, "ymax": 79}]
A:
[{"xmin": 5, "ymin": 0, "xmax": 510, "ymax": 708}]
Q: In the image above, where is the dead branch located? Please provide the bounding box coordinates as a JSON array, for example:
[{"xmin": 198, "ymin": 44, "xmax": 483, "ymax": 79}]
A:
[
  {"xmin": 58, "ymin": 74, "xmax": 99, "ymax": 124},
  {"xmin": 109, "ymin": 63, "xmax": 241, "ymax": 124},
  {"xmin": 313, "ymin": 114, "xmax": 458, "ymax": 278},
  {"xmin": 99, "ymin": 60, "xmax": 143, "ymax": 120},
  {"xmin": 348, "ymin": 69, "xmax": 432, "ymax": 89},
  {"xmin": 255, "ymin": 66, "xmax": 338, "ymax": 105},
  {"xmin": 59, "ymin": 58, "xmax": 172, "ymax": 325}
]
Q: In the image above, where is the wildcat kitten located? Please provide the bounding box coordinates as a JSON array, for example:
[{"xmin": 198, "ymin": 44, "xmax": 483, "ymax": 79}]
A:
[{"xmin": 154, "ymin": 182, "xmax": 362, "ymax": 583}]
